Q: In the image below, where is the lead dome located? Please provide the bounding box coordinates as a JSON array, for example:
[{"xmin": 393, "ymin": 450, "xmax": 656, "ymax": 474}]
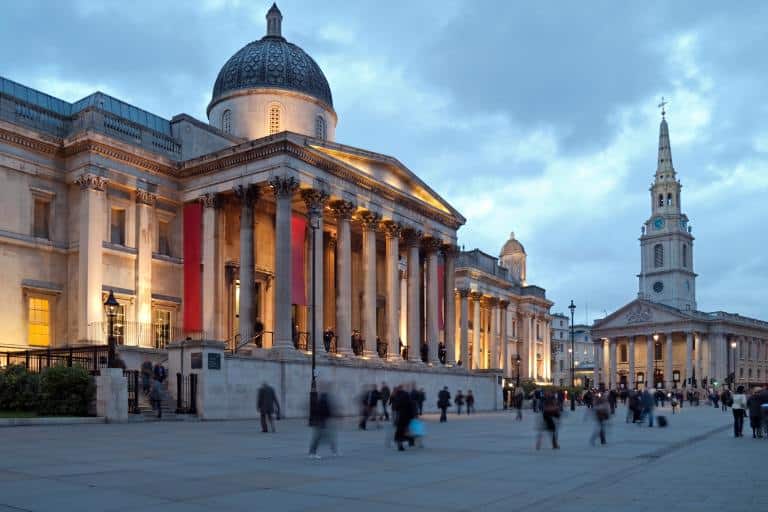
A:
[{"xmin": 499, "ymin": 232, "xmax": 527, "ymax": 285}]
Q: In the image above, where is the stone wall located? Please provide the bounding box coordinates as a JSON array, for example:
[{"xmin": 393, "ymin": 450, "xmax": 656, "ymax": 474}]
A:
[{"xmin": 167, "ymin": 341, "xmax": 502, "ymax": 420}]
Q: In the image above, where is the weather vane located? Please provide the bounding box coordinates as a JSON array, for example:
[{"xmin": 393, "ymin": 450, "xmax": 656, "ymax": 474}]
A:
[{"xmin": 658, "ymin": 96, "xmax": 668, "ymax": 117}]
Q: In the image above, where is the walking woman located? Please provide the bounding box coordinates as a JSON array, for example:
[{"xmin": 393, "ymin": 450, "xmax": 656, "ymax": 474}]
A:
[
  {"xmin": 747, "ymin": 387, "xmax": 763, "ymax": 438},
  {"xmin": 732, "ymin": 385, "xmax": 747, "ymax": 438}
]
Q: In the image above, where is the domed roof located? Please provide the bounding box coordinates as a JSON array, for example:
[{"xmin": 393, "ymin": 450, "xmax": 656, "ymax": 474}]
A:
[
  {"xmin": 209, "ymin": 5, "xmax": 333, "ymax": 111},
  {"xmin": 500, "ymin": 232, "xmax": 526, "ymax": 256}
]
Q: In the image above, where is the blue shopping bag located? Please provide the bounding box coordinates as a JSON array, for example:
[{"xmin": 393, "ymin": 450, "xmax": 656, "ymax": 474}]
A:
[{"xmin": 409, "ymin": 418, "xmax": 426, "ymax": 437}]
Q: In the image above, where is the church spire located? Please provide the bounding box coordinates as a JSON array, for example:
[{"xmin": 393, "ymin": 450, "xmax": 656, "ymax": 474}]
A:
[
  {"xmin": 656, "ymin": 97, "xmax": 674, "ymax": 178},
  {"xmin": 266, "ymin": 3, "xmax": 283, "ymax": 38}
]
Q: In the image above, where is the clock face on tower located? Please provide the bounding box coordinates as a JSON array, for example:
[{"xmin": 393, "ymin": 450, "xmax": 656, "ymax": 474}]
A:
[
  {"xmin": 653, "ymin": 281, "xmax": 664, "ymax": 293},
  {"xmin": 653, "ymin": 217, "xmax": 665, "ymax": 230}
]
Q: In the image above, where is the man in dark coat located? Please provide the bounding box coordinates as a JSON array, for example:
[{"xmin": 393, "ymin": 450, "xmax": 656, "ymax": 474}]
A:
[
  {"xmin": 308, "ymin": 382, "xmax": 338, "ymax": 458},
  {"xmin": 257, "ymin": 382, "xmax": 280, "ymax": 433},
  {"xmin": 438, "ymin": 386, "xmax": 451, "ymax": 422},
  {"xmin": 379, "ymin": 382, "xmax": 391, "ymax": 421},
  {"xmin": 391, "ymin": 385, "xmax": 416, "ymax": 451}
]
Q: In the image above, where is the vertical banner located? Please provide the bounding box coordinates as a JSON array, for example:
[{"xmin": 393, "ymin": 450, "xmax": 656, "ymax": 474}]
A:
[
  {"xmin": 438, "ymin": 260, "xmax": 445, "ymax": 329},
  {"xmin": 291, "ymin": 214, "xmax": 307, "ymax": 306},
  {"xmin": 183, "ymin": 201, "xmax": 203, "ymax": 332}
]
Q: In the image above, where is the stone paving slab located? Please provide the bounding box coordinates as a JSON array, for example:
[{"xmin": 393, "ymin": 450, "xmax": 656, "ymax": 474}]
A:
[{"xmin": 0, "ymin": 404, "xmax": 761, "ymax": 511}]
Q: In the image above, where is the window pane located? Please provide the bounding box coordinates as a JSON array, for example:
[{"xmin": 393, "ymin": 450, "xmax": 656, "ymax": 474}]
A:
[
  {"xmin": 111, "ymin": 209, "xmax": 125, "ymax": 245},
  {"xmin": 28, "ymin": 297, "xmax": 50, "ymax": 346},
  {"xmin": 33, "ymin": 199, "xmax": 50, "ymax": 239},
  {"xmin": 158, "ymin": 221, "xmax": 171, "ymax": 256}
]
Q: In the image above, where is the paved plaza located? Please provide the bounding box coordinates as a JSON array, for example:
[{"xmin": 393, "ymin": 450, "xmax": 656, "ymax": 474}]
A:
[{"xmin": 0, "ymin": 404, "xmax": 763, "ymax": 511}]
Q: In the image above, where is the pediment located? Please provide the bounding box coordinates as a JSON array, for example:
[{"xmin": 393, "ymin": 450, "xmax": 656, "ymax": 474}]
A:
[
  {"xmin": 308, "ymin": 142, "xmax": 464, "ymax": 224},
  {"xmin": 595, "ymin": 299, "xmax": 690, "ymax": 331}
]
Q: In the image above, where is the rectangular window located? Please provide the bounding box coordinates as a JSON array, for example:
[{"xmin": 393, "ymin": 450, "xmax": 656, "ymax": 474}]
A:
[
  {"xmin": 111, "ymin": 208, "xmax": 126, "ymax": 245},
  {"xmin": 153, "ymin": 309, "xmax": 171, "ymax": 349},
  {"xmin": 113, "ymin": 304, "xmax": 126, "ymax": 345},
  {"xmin": 158, "ymin": 220, "xmax": 171, "ymax": 256},
  {"xmin": 655, "ymin": 342, "xmax": 663, "ymax": 361},
  {"xmin": 559, "ymin": 360, "xmax": 563, "ymax": 371},
  {"xmin": 619, "ymin": 344, "xmax": 628, "ymax": 363},
  {"xmin": 33, "ymin": 199, "xmax": 51, "ymax": 239},
  {"xmin": 28, "ymin": 297, "xmax": 51, "ymax": 346}
]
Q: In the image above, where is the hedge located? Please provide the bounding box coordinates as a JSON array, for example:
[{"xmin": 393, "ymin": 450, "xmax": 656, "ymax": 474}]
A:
[{"xmin": 0, "ymin": 364, "xmax": 95, "ymax": 416}]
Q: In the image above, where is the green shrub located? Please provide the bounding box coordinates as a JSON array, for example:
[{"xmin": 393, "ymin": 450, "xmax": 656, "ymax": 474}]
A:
[{"xmin": 0, "ymin": 364, "xmax": 94, "ymax": 416}]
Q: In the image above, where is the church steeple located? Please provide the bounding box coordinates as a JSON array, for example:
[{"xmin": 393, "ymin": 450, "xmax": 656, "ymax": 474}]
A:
[
  {"xmin": 266, "ymin": 3, "xmax": 283, "ymax": 38},
  {"xmin": 656, "ymin": 100, "xmax": 675, "ymax": 179}
]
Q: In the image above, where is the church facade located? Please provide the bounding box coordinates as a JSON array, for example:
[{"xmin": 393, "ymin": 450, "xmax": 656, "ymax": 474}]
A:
[{"xmin": 592, "ymin": 111, "xmax": 768, "ymax": 391}]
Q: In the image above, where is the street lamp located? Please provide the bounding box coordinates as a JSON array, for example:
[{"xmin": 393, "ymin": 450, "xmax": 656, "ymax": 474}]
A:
[
  {"xmin": 730, "ymin": 339, "xmax": 737, "ymax": 390},
  {"xmin": 515, "ymin": 353, "xmax": 521, "ymax": 387},
  {"xmin": 568, "ymin": 299, "xmax": 576, "ymax": 411},
  {"xmin": 103, "ymin": 290, "xmax": 119, "ymax": 368},
  {"xmin": 309, "ymin": 214, "xmax": 320, "ymax": 412}
]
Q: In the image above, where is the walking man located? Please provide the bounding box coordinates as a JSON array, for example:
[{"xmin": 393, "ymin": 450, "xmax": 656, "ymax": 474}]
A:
[
  {"xmin": 438, "ymin": 386, "xmax": 451, "ymax": 423},
  {"xmin": 257, "ymin": 382, "xmax": 280, "ymax": 433}
]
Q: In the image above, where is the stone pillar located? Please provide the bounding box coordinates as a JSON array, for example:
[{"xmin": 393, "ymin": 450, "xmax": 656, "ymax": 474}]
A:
[
  {"xmin": 422, "ymin": 237, "xmax": 441, "ymax": 364},
  {"xmin": 199, "ymin": 193, "xmax": 219, "ymax": 341},
  {"xmin": 647, "ymin": 335, "xmax": 654, "ymax": 389},
  {"xmin": 403, "ymin": 229, "xmax": 423, "ymax": 362},
  {"xmin": 443, "ymin": 245, "xmax": 457, "ymax": 366},
  {"xmin": 487, "ymin": 298, "xmax": 499, "ymax": 369},
  {"xmin": 628, "ymin": 336, "xmax": 636, "ymax": 389},
  {"xmin": 665, "ymin": 333, "xmax": 673, "ymax": 389},
  {"xmin": 135, "ymin": 190, "xmax": 155, "ymax": 345},
  {"xmin": 269, "ymin": 176, "xmax": 298, "ymax": 350},
  {"xmin": 593, "ymin": 342, "xmax": 600, "ymax": 389},
  {"xmin": 382, "ymin": 221, "xmax": 402, "ymax": 361},
  {"xmin": 695, "ymin": 332, "xmax": 704, "ymax": 387},
  {"xmin": 471, "ymin": 292, "xmax": 483, "ymax": 370},
  {"xmin": 685, "ymin": 331, "xmax": 694, "ymax": 388},
  {"xmin": 323, "ymin": 235, "xmax": 336, "ymax": 332},
  {"xmin": 609, "ymin": 338, "xmax": 617, "ymax": 389},
  {"xmin": 76, "ymin": 173, "xmax": 107, "ymax": 342},
  {"xmin": 234, "ymin": 185, "xmax": 258, "ymax": 343},
  {"xmin": 330, "ymin": 200, "xmax": 355, "ymax": 355},
  {"xmin": 399, "ymin": 268, "xmax": 407, "ymax": 352},
  {"xmin": 358, "ymin": 210, "xmax": 380, "ymax": 357},
  {"xmin": 458, "ymin": 289, "xmax": 470, "ymax": 369},
  {"xmin": 96, "ymin": 368, "xmax": 128, "ymax": 423},
  {"xmin": 499, "ymin": 300, "xmax": 509, "ymax": 376},
  {"xmin": 301, "ymin": 189, "xmax": 329, "ymax": 354}
]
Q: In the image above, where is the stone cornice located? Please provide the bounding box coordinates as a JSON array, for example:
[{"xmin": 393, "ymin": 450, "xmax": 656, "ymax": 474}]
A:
[
  {"xmin": 136, "ymin": 189, "xmax": 157, "ymax": 206},
  {"xmin": 76, "ymin": 173, "xmax": 108, "ymax": 191},
  {"xmin": 0, "ymin": 126, "xmax": 60, "ymax": 155},
  {"xmin": 64, "ymin": 139, "xmax": 177, "ymax": 176}
]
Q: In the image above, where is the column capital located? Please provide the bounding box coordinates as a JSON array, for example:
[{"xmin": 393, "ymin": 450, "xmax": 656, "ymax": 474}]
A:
[
  {"xmin": 379, "ymin": 220, "xmax": 403, "ymax": 239},
  {"xmin": 268, "ymin": 175, "xmax": 299, "ymax": 199},
  {"xmin": 136, "ymin": 189, "xmax": 157, "ymax": 206},
  {"xmin": 469, "ymin": 291, "xmax": 484, "ymax": 301},
  {"xmin": 457, "ymin": 287, "xmax": 472, "ymax": 298},
  {"xmin": 499, "ymin": 299, "xmax": 510, "ymax": 310},
  {"xmin": 300, "ymin": 188, "xmax": 329, "ymax": 216},
  {"xmin": 422, "ymin": 236, "xmax": 442, "ymax": 253},
  {"xmin": 329, "ymin": 199, "xmax": 356, "ymax": 220},
  {"xmin": 198, "ymin": 192, "xmax": 221, "ymax": 209},
  {"xmin": 76, "ymin": 173, "xmax": 107, "ymax": 191},
  {"xmin": 234, "ymin": 184, "xmax": 260, "ymax": 205},
  {"xmin": 356, "ymin": 209, "xmax": 382, "ymax": 231},
  {"xmin": 484, "ymin": 296, "xmax": 499, "ymax": 308},
  {"xmin": 441, "ymin": 243, "xmax": 460, "ymax": 256},
  {"xmin": 328, "ymin": 234, "xmax": 337, "ymax": 249},
  {"xmin": 402, "ymin": 227, "xmax": 423, "ymax": 247}
]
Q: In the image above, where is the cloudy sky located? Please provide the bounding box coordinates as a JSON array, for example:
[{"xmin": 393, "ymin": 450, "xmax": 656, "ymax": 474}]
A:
[{"xmin": 2, "ymin": 1, "xmax": 766, "ymax": 321}]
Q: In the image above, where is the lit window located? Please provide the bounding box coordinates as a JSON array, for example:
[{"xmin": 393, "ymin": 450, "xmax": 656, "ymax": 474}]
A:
[
  {"xmin": 222, "ymin": 109, "xmax": 232, "ymax": 134},
  {"xmin": 33, "ymin": 198, "xmax": 51, "ymax": 239},
  {"xmin": 28, "ymin": 297, "xmax": 51, "ymax": 346},
  {"xmin": 113, "ymin": 303, "xmax": 126, "ymax": 345},
  {"xmin": 654, "ymin": 244, "xmax": 663, "ymax": 268},
  {"xmin": 315, "ymin": 115, "xmax": 326, "ymax": 140},
  {"xmin": 111, "ymin": 208, "xmax": 126, "ymax": 245},
  {"xmin": 153, "ymin": 309, "xmax": 171, "ymax": 349},
  {"xmin": 268, "ymin": 105, "xmax": 281, "ymax": 135},
  {"xmin": 158, "ymin": 220, "xmax": 171, "ymax": 256}
]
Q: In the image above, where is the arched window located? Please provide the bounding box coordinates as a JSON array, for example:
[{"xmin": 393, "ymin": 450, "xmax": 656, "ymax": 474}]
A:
[
  {"xmin": 314, "ymin": 115, "xmax": 326, "ymax": 140},
  {"xmin": 654, "ymin": 244, "xmax": 663, "ymax": 268},
  {"xmin": 221, "ymin": 109, "xmax": 232, "ymax": 134},
  {"xmin": 667, "ymin": 193, "xmax": 672, "ymax": 206},
  {"xmin": 658, "ymin": 194, "xmax": 664, "ymax": 207},
  {"xmin": 268, "ymin": 105, "xmax": 281, "ymax": 135},
  {"xmin": 682, "ymin": 244, "xmax": 688, "ymax": 268}
]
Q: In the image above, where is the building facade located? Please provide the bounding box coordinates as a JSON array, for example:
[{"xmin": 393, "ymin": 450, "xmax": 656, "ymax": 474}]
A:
[
  {"xmin": 592, "ymin": 110, "xmax": 768, "ymax": 391},
  {"xmin": 454, "ymin": 233, "xmax": 553, "ymax": 382},
  {"xmin": 0, "ymin": 5, "xmax": 475, "ymax": 372}
]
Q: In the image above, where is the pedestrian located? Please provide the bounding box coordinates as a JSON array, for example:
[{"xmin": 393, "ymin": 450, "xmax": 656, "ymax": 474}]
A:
[
  {"xmin": 149, "ymin": 375, "xmax": 163, "ymax": 418},
  {"xmin": 359, "ymin": 384, "xmax": 379, "ymax": 430},
  {"xmin": 409, "ymin": 385, "xmax": 420, "ymax": 417},
  {"xmin": 671, "ymin": 393, "xmax": 678, "ymax": 414},
  {"xmin": 257, "ymin": 381, "xmax": 280, "ymax": 433},
  {"xmin": 380, "ymin": 382, "xmax": 391, "ymax": 421},
  {"xmin": 731, "ymin": 385, "xmax": 747, "ymax": 438},
  {"xmin": 641, "ymin": 389, "xmax": 655, "ymax": 427},
  {"xmin": 438, "ymin": 386, "xmax": 451, "ymax": 423},
  {"xmin": 391, "ymin": 385, "xmax": 416, "ymax": 451},
  {"xmin": 536, "ymin": 392, "xmax": 560, "ymax": 450},
  {"xmin": 608, "ymin": 389, "xmax": 617, "ymax": 414},
  {"xmin": 721, "ymin": 389, "xmax": 730, "ymax": 412},
  {"xmin": 590, "ymin": 396, "xmax": 610, "ymax": 446},
  {"xmin": 747, "ymin": 387, "xmax": 763, "ymax": 439},
  {"xmin": 153, "ymin": 362, "xmax": 166, "ymax": 383},
  {"xmin": 417, "ymin": 388, "xmax": 426, "ymax": 416},
  {"xmin": 455, "ymin": 390, "xmax": 464, "ymax": 415},
  {"xmin": 308, "ymin": 382, "xmax": 338, "ymax": 459},
  {"xmin": 323, "ymin": 327, "xmax": 334, "ymax": 352},
  {"xmin": 515, "ymin": 386, "xmax": 524, "ymax": 421},
  {"xmin": 466, "ymin": 390, "xmax": 475, "ymax": 415},
  {"xmin": 712, "ymin": 391, "xmax": 720, "ymax": 409},
  {"xmin": 140, "ymin": 359, "xmax": 153, "ymax": 396}
]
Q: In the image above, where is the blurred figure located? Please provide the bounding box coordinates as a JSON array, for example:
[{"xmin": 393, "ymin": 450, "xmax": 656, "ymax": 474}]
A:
[
  {"xmin": 149, "ymin": 374, "xmax": 163, "ymax": 419},
  {"xmin": 140, "ymin": 359, "xmax": 153, "ymax": 396},
  {"xmin": 671, "ymin": 392, "xmax": 678, "ymax": 414},
  {"xmin": 438, "ymin": 386, "xmax": 451, "ymax": 422},
  {"xmin": 711, "ymin": 390, "xmax": 720, "ymax": 409},
  {"xmin": 323, "ymin": 327, "xmax": 334, "ymax": 352},
  {"xmin": 466, "ymin": 390, "xmax": 475, "ymax": 415},
  {"xmin": 747, "ymin": 387, "xmax": 763, "ymax": 438},
  {"xmin": 536, "ymin": 391, "xmax": 560, "ymax": 450},
  {"xmin": 417, "ymin": 388, "xmax": 426, "ymax": 416},
  {"xmin": 590, "ymin": 396, "xmax": 610, "ymax": 446},
  {"xmin": 721, "ymin": 389, "xmax": 731, "ymax": 412},
  {"xmin": 359, "ymin": 384, "xmax": 379, "ymax": 430},
  {"xmin": 257, "ymin": 382, "xmax": 280, "ymax": 433},
  {"xmin": 608, "ymin": 388, "xmax": 617, "ymax": 415},
  {"xmin": 380, "ymin": 382, "xmax": 391, "ymax": 421},
  {"xmin": 515, "ymin": 386, "xmax": 525, "ymax": 421},
  {"xmin": 454, "ymin": 390, "xmax": 465, "ymax": 415},
  {"xmin": 732, "ymin": 385, "xmax": 747, "ymax": 438},
  {"xmin": 641, "ymin": 389, "xmax": 655, "ymax": 427},
  {"xmin": 308, "ymin": 381, "xmax": 338, "ymax": 459},
  {"xmin": 391, "ymin": 385, "xmax": 416, "ymax": 451}
]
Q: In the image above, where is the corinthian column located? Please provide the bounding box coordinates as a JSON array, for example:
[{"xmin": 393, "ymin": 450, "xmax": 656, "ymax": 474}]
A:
[
  {"xmin": 269, "ymin": 176, "xmax": 298, "ymax": 350},
  {"xmin": 499, "ymin": 300, "xmax": 509, "ymax": 376},
  {"xmin": 458, "ymin": 288, "xmax": 470, "ymax": 369},
  {"xmin": 301, "ymin": 188, "xmax": 329, "ymax": 354},
  {"xmin": 628, "ymin": 336, "xmax": 636, "ymax": 389},
  {"xmin": 234, "ymin": 185, "xmax": 259, "ymax": 344},
  {"xmin": 330, "ymin": 200, "xmax": 355, "ymax": 355},
  {"xmin": 423, "ymin": 236, "xmax": 441, "ymax": 364},
  {"xmin": 199, "ymin": 192, "xmax": 218, "ymax": 341},
  {"xmin": 136, "ymin": 189, "xmax": 156, "ymax": 344},
  {"xmin": 665, "ymin": 333, "xmax": 673, "ymax": 389},
  {"xmin": 76, "ymin": 173, "xmax": 107, "ymax": 342},
  {"xmin": 358, "ymin": 210, "xmax": 381, "ymax": 357},
  {"xmin": 487, "ymin": 297, "xmax": 499, "ymax": 369},
  {"xmin": 403, "ymin": 228, "xmax": 423, "ymax": 362},
  {"xmin": 471, "ymin": 292, "xmax": 483, "ymax": 370},
  {"xmin": 443, "ymin": 245, "xmax": 457, "ymax": 366},
  {"xmin": 381, "ymin": 221, "xmax": 402, "ymax": 361}
]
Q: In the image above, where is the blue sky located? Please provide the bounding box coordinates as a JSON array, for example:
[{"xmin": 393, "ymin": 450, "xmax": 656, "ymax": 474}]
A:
[{"xmin": 2, "ymin": 1, "xmax": 766, "ymax": 321}]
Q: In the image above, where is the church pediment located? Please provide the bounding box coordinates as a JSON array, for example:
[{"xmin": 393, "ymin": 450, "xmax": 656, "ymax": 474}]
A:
[{"xmin": 594, "ymin": 299, "xmax": 691, "ymax": 331}]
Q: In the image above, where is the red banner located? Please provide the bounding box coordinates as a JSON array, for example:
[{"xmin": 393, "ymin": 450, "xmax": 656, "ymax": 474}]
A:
[
  {"xmin": 183, "ymin": 202, "xmax": 203, "ymax": 332},
  {"xmin": 291, "ymin": 215, "xmax": 307, "ymax": 306}
]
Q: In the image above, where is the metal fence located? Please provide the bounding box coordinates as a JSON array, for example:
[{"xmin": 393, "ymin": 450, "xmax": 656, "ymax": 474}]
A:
[
  {"xmin": 0, "ymin": 346, "xmax": 108, "ymax": 374},
  {"xmin": 124, "ymin": 370, "xmax": 141, "ymax": 414},
  {"xmin": 87, "ymin": 322, "xmax": 206, "ymax": 349},
  {"xmin": 175, "ymin": 373, "xmax": 198, "ymax": 415}
]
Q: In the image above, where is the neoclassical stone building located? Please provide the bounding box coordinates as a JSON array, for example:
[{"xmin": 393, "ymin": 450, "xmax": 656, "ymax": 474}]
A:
[
  {"xmin": 454, "ymin": 233, "xmax": 553, "ymax": 382},
  {"xmin": 592, "ymin": 110, "xmax": 768, "ymax": 390},
  {"xmin": 0, "ymin": 5, "xmax": 470, "ymax": 370}
]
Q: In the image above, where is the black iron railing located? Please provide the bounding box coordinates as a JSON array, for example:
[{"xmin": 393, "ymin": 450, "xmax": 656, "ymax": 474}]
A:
[
  {"xmin": 124, "ymin": 370, "xmax": 141, "ymax": 414},
  {"xmin": 0, "ymin": 346, "xmax": 108, "ymax": 374},
  {"xmin": 175, "ymin": 372, "xmax": 198, "ymax": 415}
]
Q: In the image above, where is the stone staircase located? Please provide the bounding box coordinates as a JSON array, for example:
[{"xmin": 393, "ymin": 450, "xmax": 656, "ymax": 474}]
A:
[{"xmin": 129, "ymin": 382, "xmax": 182, "ymax": 422}]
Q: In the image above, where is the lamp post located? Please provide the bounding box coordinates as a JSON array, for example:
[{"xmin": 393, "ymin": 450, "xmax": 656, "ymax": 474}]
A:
[
  {"xmin": 730, "ymin": 339, "xmax": 737, "ymax": 390},
  {"xmin": 309, "ymin": 214, "xmax": 319, "ymax": 410},
  {"xmin": 568, "ymin": 300, "xmax": 576, "ymax": 411},
  {"xmin": 515, "ymin": 353, "xmax": 521, "ymax": 387},
  {"xmin": 103, "ymin": 290, "xmax": 119, "ymax": 368}
]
